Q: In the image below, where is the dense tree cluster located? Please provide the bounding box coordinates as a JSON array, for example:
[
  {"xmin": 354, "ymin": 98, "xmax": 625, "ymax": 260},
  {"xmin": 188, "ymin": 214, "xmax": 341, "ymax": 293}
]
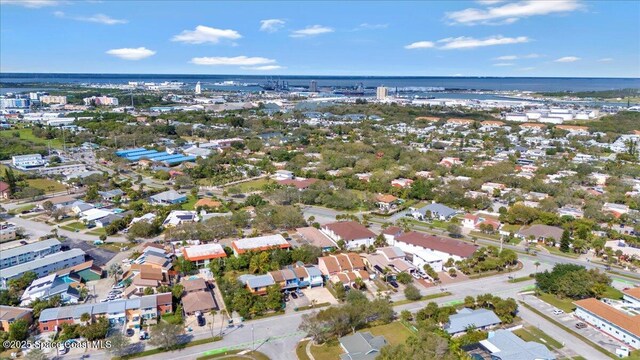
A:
[{"xmin": 536, "ymin": 264, "xmax": 611, "ymax": 299}]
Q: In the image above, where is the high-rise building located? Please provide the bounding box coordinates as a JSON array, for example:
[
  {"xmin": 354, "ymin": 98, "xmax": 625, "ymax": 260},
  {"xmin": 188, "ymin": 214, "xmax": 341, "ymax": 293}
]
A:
[
  {"xmin": 376, "ymin": 86, "xmax": 388, "ymax": 100},
  {"xmin": 309, "ymin": 80, "xmax": 318, "ymax": 92},
  {"xmin": 195, "ymin": 81, "xmax": 202, "ymax": 95}
]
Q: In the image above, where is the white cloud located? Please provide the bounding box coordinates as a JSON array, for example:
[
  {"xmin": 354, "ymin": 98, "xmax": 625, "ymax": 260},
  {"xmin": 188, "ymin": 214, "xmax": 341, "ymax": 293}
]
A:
[
  {"xmin": 598, "ymin": 57, "xmax": 613, "ymax": 62},
  {"xmin": 554, "ymin": 56, "xmax": 580, "ymax": 63},
  {"xmin": 519, "ymin": 66, "xmax": 536, "ymax": 71},
  {"xmin": 290, "ymin": 25, "xmax": 334, "ymax": 38},
  {"xmin": 1, "ymin": 0, "xmax": 62, "ymax": 8},
  {"xmin": 404, "ymin": 41, "xmax": 435, "ymax": 49},
  {"xmin": 356, "ymin": 23, "xmax": 388, "ymax": 30},
  {"xmin": 241, "ymin": 65, "xmax": 285, "ymax": 71},
  {"xmin": 190, "ymin": 56, "xmax": 276, "ymax": 66},
  {"xmin": 54, "ymin": 11, "xmax": 127, "ymax": 25},
  {"xmin": 495, "ymin": 55, "xmax": 517, "ymax": 60},
  {"xmin": 493, "ymin": 63, "xmax": 514, "ymax": 66},
  {"xmin": 260, "ymin": 19, "xmax": 285, "ymax": 33},
  {"xmin": 172, "ymin": 25, "xmax": 242, "ymax": 44},
  {"xmin": 106, "ymin": 47, "xmax": 156, "ymax": 60},
  {"xmin": 446, "ymin": 0, "xmax": 583, "ymax": 25},
  {"xmin": 476, "ymin": 0, "xmax": 505, "ymax": 4},
  {"xmin": 438, "ymin": 35, "xmax": 529, "ymax": 49},
  {"xmin": 494, "ymin": 53, "xmax": 540, "ymax": 60}
]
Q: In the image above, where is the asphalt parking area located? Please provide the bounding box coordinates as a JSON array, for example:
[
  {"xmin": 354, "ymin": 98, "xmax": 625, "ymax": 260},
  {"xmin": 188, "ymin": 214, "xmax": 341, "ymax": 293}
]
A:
[{"xmin": 525, "ymin": 295, "xmax": 627, "ymax": 354}]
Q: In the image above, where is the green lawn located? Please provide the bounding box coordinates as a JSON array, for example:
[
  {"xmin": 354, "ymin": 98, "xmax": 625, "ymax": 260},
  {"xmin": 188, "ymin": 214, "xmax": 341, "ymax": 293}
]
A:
[
  {"xmin": 26, "ymin": 178, "xmax": 67, "ymax": 193},
  {"xmin": 509, "ymin": 275, "xmax": 534, "ymax": 283},
  {"xmin": 86, "ymin": 227, "xmax": 106, "ymax": 236},
  {"xmin": 537, "ymin": 292, "xmax": 576, "ymax": 313},
  {"xmin": 309, "ymin": 322, "xmax": 412, "ymax": 360},
  {"xmin": 0, "ymin": 128, "xmax": 64, "ymax": 148},
  {"xmin": 8, "ymin": 204, "xmax": 36, "ymax": 215},
  {"xmin": 60, "ymin": 221, "xmax": 86, "ymax": 231},
  {"xmin": 543, "ymin": 246, "xmax": 580, "ymax": 258},
  {"xmin": 513, "ymin": 326, "xmax": 563, "ymax": 350},
  {"xmin": 602, "ymin": 286, "xmax": 624, "ymax": 300},
  {"xmin": 296, "ymin": 340, "xmax": 311, "ymax": 360},
  {"xmin": 310, "ymin": 339, "xmax": 344, "ymax": 360},
  {"xmin": 367, "ymin": 322, "xmax": 413, "ymax": 345},
  {"xmin": 181, "ymin": 195, "xmax": 198, "ymax": 210},
  {"xmin": 227, "ymin": 178, "xmax": 273, "ymax": 193},
  {"xmin": 501, "ymin": 224, "xmax": 521, "ymax": 234}
]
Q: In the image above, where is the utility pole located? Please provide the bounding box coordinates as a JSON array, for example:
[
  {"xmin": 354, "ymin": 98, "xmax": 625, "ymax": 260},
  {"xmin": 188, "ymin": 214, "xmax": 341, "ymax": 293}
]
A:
[{"xmin": 252, "ymin": 325, "xmax": 255, "ymax": 351}]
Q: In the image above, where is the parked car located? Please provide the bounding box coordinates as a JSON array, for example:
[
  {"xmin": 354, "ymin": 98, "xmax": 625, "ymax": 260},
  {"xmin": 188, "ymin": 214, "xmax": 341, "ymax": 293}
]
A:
[
  {"xmin": 197, "ymin": 315, "xmax": 205, "ymax": 327},
  {"xmin": 575, "ymin": 322, "xmax": 587, "ymax": 329},
  {"xmin": 553, "ymin": 309, "xmax": 564, "ymax": 315},
  {"xmin": 389, "ymin": 281, "xmax": 399, "ymax": 289},
  {"xmin": 20, "ymin": 240, "xmax": 28, "ymax": 245},
  {"xmin": 291, "ymin": 292, "xmax": 298, "ymax": 299},
  {"xmin": 125, "ymin": 329, "xmax": 135, "ymax": 337},
  {"xmin": 139, "ymin": 331, "xmax": 149, "ymax": 340}
]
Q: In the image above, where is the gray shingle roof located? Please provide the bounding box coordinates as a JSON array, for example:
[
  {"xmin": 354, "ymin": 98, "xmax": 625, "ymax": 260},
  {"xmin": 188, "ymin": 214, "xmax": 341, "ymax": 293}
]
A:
[
  {"xmin": 482, "ymin": 329, "xmax": 556, "ymax": 360},
  {"xmin": 339, "ymin": 332, "xmax": 387, "ymax": 360},
  {"xmin": 0, "ymin": 238, "xmax": 61, "ymax": 262},
  {"xmin": 417, "ymin": 203, "xmax": 457, "ymax": 218},
  {"xmin": 445, "ymin": 308, "xmax": 501, "ymax": 334}
]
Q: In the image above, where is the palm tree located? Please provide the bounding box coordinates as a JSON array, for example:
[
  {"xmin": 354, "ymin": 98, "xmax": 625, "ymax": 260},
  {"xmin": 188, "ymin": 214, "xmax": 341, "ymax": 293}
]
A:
[
  {"xmin": 534, "ymin": 261, "xmax": 541, "ymax": 274},
  {"xmin": 80, "ymin": 312, "xmax": 91, "ymax": 325},
  {"xmin": 108, "ymin": 263, "xmax": 123, "ymax": 286}
]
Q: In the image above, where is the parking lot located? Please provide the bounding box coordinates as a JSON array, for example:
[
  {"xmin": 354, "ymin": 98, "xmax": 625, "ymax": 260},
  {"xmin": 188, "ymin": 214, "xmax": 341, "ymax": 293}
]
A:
[{"xmin": 524, "ymin": 295, "xmax": 628, "ymax": 354}]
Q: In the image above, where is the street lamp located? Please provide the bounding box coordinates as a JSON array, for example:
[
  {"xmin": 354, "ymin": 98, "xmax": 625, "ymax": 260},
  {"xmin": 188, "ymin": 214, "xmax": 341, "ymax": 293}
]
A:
[{"xmin": 251, "ymin": 325, "xmax": 255, "ymax": 352}]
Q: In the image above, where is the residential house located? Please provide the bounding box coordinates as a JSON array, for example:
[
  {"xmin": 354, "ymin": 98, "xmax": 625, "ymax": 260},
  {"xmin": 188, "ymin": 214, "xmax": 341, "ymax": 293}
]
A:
[
  {"xmin": 162, "ymin": 210, "xmax": 199, "ymax": 227},
  {"xmin": 392, "ymin": 232, "xmax": 477, "ymax": 272},
  {"xmin": 296, "ymin": 227, "xmax": 337, "ymax": 251},
  {"xmin": 362, "ymin": 246, "xmax": 415, "ymax": 275},
  {"xmin": 410, "ymin": 203, "xmax": 458, "ymax": 221},
  {"xmin": 0, "ymin": 181, "xmax": 10, "ymax": 199},
  {"xmin": 475, "ymin": 329, "xmax": 556, "ymax": 360},
  {"xmin": 271, "ymin": 170, "xmax": 294, "ymax": 181},
  {"xmin": 277, "ymin": 177, "xmax": 318, "ymax": 190},
  {"xmin": 381, "ymin": 226, "xmax": 404, "ymax": 245},
  {"xmin": 338, "ymin": 332, "xmax": 387, "ymax": 360},
  {"xmin": 20, "ymin": 273, "xmax": 80, "ymax": 306},
  {"xmin": 517, "ymin": 224, "xmax": 564, "ymax": 245},
  {"xmin": 231, "ymin": 234, "xmax": 290, "ymax": 256},
  {"xmin": 602, "ymin": 203, "xmax": 630, "ymax": 218},
  {"xmin": 439, "ymin": 157, "xmax": 462, "ymax": 167},
  {"xmin": 390, "ymin": 178, "xmax": 413, "ymax": 188},
  {"xmin": 0, "ymin": 306, "xmax": 32, "ymax": 332},
  {"xmin": 182, "ymin": 243, "xmax": 227, "ymax": 268},
  {"xmin": 238, "ymin": 274, "xmax": 276, "ymax": 295},
  {"xmin": 38, "ymin": 293, "xmax": 172, "ymax": 332},
  {"xmin": 180, "ymin": 278, "xmax": 217, "ymax": 316},
  {"xmin": 98, "ymin": 189, "xmax": 125, "ymax": 202},
  {"xmin": 70, "ymin": 201, "xmax": 94, "ymax": 215},
  {"xmin": 149, "ymin": 190, "xmax": 187, "ymax": 205},
  {"xmin": 462, "ymin": 214, "xmax": 501, "ymax": 232},
  {"xmin": 321, "ymin": 221, "xmax": 376, "ymax": 249},
  {"xmin": 557, "ymin": 206, "xmax": 584, "ymax": 219},
  {"xmin": 318, "ymin": 253, "xmax": 368, "ymax": 286},
  {"xmin": 574, "ymin": 298, "xmax": 640, "ymax": 348},
  {"xmin": 375, "ymin": 194, "xmax": 401, "ymax": 213},
  {"xmin": 445, "ymin": 308, "xmax": 501, "ymax": 335}
]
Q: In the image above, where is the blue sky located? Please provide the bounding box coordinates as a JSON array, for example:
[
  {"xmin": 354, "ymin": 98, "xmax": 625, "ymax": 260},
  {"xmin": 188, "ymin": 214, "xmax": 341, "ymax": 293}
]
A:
[{"xmin": 1, "ymin": 0, "xmax": 639, "ymax": 77}]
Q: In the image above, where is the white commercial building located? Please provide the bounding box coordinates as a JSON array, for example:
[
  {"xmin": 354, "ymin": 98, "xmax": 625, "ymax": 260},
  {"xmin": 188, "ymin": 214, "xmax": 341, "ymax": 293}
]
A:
[
  {"xmin": 12, "ymin": 154, "xmax": 45, "ymax": 168},
  {"xmin": 574, "ymin": 298, "xmax": 640, "ymax": 349},
  {"xmin": 0, "ymin": 239, "xmax": 62, "ymax": 270},
  {"xmin": 0, "ymin": 249, "xmax": 86, "ymax": 289}
]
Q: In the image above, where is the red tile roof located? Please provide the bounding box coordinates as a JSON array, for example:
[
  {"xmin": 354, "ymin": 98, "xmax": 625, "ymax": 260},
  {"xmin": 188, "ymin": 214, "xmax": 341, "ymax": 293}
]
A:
[
  {"xmin": 574, "ymin": 298, "xmax": 640, "ymax": 337},
  {"xmin": 395, "ymin": 231, "xmax": 478, "ymax": 258},
  {"xmin": 324, "ymin": 221, "xmax": 375, "ymax": 241}
]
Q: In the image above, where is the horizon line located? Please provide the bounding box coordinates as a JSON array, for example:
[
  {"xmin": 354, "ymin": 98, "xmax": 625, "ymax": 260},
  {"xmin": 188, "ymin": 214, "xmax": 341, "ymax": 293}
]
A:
[{"xmin": 1, "ymin": 72, "xmax": 639, "ymax": 80}]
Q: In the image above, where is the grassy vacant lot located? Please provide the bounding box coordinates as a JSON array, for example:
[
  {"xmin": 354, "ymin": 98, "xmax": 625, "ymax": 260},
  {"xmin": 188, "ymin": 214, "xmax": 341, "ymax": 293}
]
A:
[
  {"xmin": 308, "ymin": 322, "xmax": 413, "ymax": 360},
  {"xmin": 0, "ymin": 128, "xmax": 64, "ymax": 148},
  {"xmin": 538, "ymin": 285, "xmax": 623, "ymax": 313},
  {"xmin": 227, "ymin": 178, "xmax": 272, "ymax": 193},
  {"xmin": 86, "ymin": 227, "xmax": 106, "ymax": 236},
  {"xmin": 26, "ymin": 178, "xmax": 67, "ymax": 193},
  {"xmin": 513, "ymin": 326, "xmax": 563, "ymax": 350},
  {"xmin": 537, "ymin": 292, "xmax": 576, "ymax": 313}
]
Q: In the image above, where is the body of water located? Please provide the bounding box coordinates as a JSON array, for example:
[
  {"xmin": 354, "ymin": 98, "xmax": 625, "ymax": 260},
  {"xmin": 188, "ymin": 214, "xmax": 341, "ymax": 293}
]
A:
[{"xmin": 1, "ymin": 73, "xmax": 639, "ymax": 92}]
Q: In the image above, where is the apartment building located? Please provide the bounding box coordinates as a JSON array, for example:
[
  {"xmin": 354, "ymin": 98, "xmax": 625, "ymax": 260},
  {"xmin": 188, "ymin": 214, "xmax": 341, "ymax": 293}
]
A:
[
  {"xmin": 0, "ymin": 238, "xmax": 62, "ymax": 270},
  {"xmin": 0, "ymin": 249, "xmax": 86, "ymax": 289}
]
